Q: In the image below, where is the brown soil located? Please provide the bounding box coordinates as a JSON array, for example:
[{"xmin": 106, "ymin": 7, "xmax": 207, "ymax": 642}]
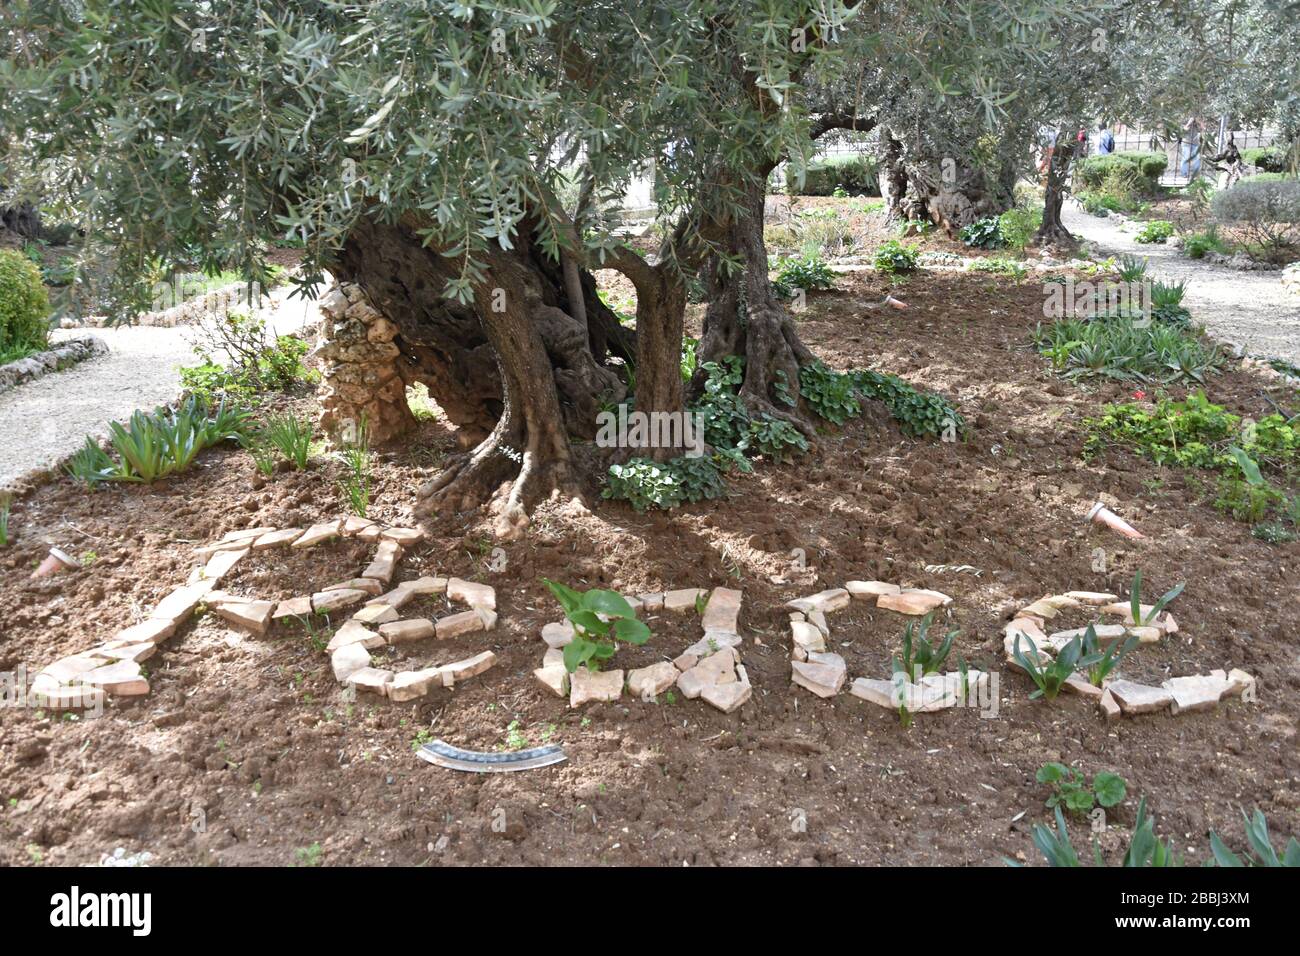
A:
[{"xmin": 2, "ymin": 255, "xmax": 1298, "ymax": 868}]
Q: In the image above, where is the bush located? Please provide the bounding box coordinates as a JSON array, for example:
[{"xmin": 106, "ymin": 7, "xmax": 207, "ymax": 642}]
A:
[
  {"xmin": 181, "ymin": 310, "xmax": 316, "ymax": 404},
  {"xmin": 603, "ymin": 455, "xmax": 727, "ymax": 512},
  {"xmin": 1182, "ymin": 226, "xmax": 1230, "ymax": 259},
  {"xmin": 872, "ymin": 239, "xmax": 919, "ymax": 275},
  {"xmin": 792, "ymin": 154, "xmax": 879, "ymax": 196},
  {"xmin": 1242, "ymin": 146, "xmax": 1287, "ymax": 173},
  {"xmin": 1211, "ymin": 178, "xmax": 1300, "ymax": 252},
  {"xmin": 0, "ymin": 248, "xmax": 51, "ymax": 363},
  {"xmin": 959, "ymin": 216, "xmax": 1004, "ymax": 249},
  {"xmin": 1134, "ymin": 220, "xmax": 1175, "ymax": 244},
  {"xmin": 1076, "ymin": 151, "xmax": 1168, "ymax": 191},
  {"xmin": 998, "ymin": 205, "xmax": 1043, "ymax": 252},
  {"xmin": 772, "ymin": 253, "xmax": 835, "ymax": 298},
  {"xmin": 967, "ymin": 257, "xmax": 1028, "ymax": 279},
  {"xmin": 1245, "ymin": 171, "xmax": 1298, "ymax": 184}
]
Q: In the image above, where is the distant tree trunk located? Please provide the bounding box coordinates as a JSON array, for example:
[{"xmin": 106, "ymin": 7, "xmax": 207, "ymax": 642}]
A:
[
  {"xmin": 1038, "ymin": 130, "xmax": 1078, "ymax": 247},
  {"xmin": 690, "ymin": 178, "xmax": 817, "ymax": 434},
  {"xmin": 903, "ymin": 159, "xmax": 1012, "ymax": 235},
  {"xmin": 334, "ymin": 214, "xmax": 633, "ymax": 536},
  {"xmin": 0, "ymin": 201, "xmax": 41, "ymax": 238}
]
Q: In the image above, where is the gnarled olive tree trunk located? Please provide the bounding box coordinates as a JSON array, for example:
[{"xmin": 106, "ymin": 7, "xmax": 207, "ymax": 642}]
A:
[
  {"xmin": 333, "ymin": 214, "xmax": 635, "ymax": 536},
  {"xmin": 1038, "ymin": 130, "xmax": 1078, "ymax": 247}
]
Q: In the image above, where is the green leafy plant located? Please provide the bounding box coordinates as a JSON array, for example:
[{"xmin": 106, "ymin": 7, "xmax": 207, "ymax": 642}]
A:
[
  {"xmin": 1209, "ymin": 808, "xmax": 1300, "ymax": 867},
  {"xmin": 263, "ymin": 413, "xmax": 313, "ymax": 470},
  {"xmin": 891, "ymin": 611, "xmax": 957, "ymax": 679},
  {"xmin": 1134, "ymin": 219, "xmax": 1175, "ymax": 244},
  {"xmin": 1013, "ymin": 632, "xmax": 1086, "ymax": 700},
  {"xmin": 1036, "ymin": 763, "xmax": 1127, "ymax": 814},
  {"xmin": 1182, "ymin": 225, "xmax": 1231, "ymax": 259},
  {"xmin": 997, "ymin": 205, "xmax": 1042, "ymax": 253},
  {"xmin": 0, "ymin": 248, "xmax": 50, "ymax": 364},
  {"xmin": 872, "ymin": 239, "xmax": 919, "ymax": 275},
  {"xmin": 541, "ymin": 579, "xmax": 651, "ymax": 672},
  {"xmin": 848, "ymin": 369, "xmax": 964, "ymax": 439},
  {"xmin": 1081, "ymin": 624, "xmax": 1138, "ymax": 687},
  {"xmin": 0, "ymin": 500, "xmax": 10, "ymax": 547},
  {"xmin": 337, "ymin": 419, "xmax": 371, "ymax": 517},
  {"xmin": 967, "ymin": 256, "xmax": 1027, "ymax": 279},
  {"xmin": 1016, "ymin": 796, "xmax": 1182, "ymax": 867},
  {"xmin": 1115, "ymin": 254, "xmax": 1148, "ymax": 283},
  {"xmin": 798, "ymin": 361, "xmax": 862, "ymax": 425},
  {"xmin": 958, "ymin": 216, "xmax": 1005, "ymax": 248},
  {"xmin": 772, "ymin": 253, "xmax": 836, "ymax": 299},
  {"xmin": 603, "ymin": 454, "xmax": 727, "ymax": 512},
  {"xmin": 1033, "ymin": 317, "xmax": 1220, "ymax": 384},
  {"xmin": 744, "ymin": 414, "xmax": 808, "ymax": 462}
]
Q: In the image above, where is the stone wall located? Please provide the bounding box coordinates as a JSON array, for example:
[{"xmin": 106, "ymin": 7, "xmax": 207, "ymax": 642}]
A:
[
  {"xmin": 313, "ymin": 283, "xmax": 414, "ymax": 445},
  {"xmin": 0, "ymin": 335, "xmax": 108, "ymax": 395}
]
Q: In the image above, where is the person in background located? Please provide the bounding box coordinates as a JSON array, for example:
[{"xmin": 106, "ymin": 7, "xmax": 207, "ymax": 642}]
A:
[
  {"xmin": 1180, "ymin": 117, "xmax": 1202, "ymax": 178},
  {"xmin": 1095, "ymin": 122, "xmax": 1115, "ymax": 155}
]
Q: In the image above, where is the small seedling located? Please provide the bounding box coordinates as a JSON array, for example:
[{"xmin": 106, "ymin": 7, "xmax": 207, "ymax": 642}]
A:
[
  {"xmin": 1210, "ymin": 808, "xmax": 1300, "ymax": 867},
  {"xmin": 1080, "ymin": 624, "xmax": 1138, "ymax": 686},
  {"xmin": 1013, "ymin": 633, "xmax": 1085, "ymax": 700},
  {"xmin": 1129, "ymin": 569, "xmax": 1184, "ymax": 626},
  {"xmin": 1036, "ymin": 763, "xmax": 1127, "ymax": 814},
  {"xmin": 892, "ymin": 611, "xmax": 957, "ymax": 680},
  {"xmin": 294, "ymin": 842, "xmax": 323, "ymax": 867},
  {"xmin": 542, "ymin": 579, "xmax": 651, "ymax": 673}
]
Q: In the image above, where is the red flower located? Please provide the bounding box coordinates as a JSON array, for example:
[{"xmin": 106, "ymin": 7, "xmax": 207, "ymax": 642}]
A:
[{"xmin": 1132, "ymin": 390, "xmax": 1147, "ymax": 400}]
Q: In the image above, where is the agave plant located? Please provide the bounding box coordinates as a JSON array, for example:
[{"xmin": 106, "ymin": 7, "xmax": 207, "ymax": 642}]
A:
[{"xmin": 892, "ymin": 611, "xmax": 958, "ymax": 681}]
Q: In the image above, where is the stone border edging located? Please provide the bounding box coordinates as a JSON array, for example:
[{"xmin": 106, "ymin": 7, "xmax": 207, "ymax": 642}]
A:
[{"xmin": 0, "ymin": 335, "xmax": 107, "ymax": 396}]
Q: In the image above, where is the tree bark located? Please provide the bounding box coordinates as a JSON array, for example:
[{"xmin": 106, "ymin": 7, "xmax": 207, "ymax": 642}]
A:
[
  {"xmin": 1038, "ymin": 130, "xmax": 1078, "ymax": 247},
  {"xmin": 0, "ymin": 201, "xmax": 41, "ymax": 239},
  {"xmin": 333, "ymin": 214, "xmax": 631, "ymax": 536}
]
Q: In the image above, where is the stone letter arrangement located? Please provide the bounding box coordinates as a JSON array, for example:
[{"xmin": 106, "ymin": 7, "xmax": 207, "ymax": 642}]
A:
[
  {"xmin": 534, "ymin": 586, "xmax": 752, "ymax": 713},
  {"xmin": 27, "ymin": 517, "xmax": 497, "ymax": 709}
]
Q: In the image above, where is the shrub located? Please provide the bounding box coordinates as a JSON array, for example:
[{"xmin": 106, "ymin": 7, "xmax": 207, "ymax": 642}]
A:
[
  {"xmin": 997, "ymin": 205, "xmax": 1042, "ymax": 252},
  {"xmin": 967, "ymin": 257, "xmax": 1027, "ymax": 279},
  {"xmin": 1211, "ymin": 178, "xmax": 1300, "ymax": 252},
  {"xmin": 1134, "ymin": 220, "xmax": 1175, "ymax": 244},
  {"xmin": 872, "ymin": 239, "xmax": 919, "ymax": 275},
  {"xmin": 1182, "ymin": 225, "xmax": 1230, "ymax": 259},
  {"xmin": 603, "ymin": 455, "xmax": 727, "ymax": 512},
  {"xmin": 959, "ymin": 216, "xmax": 1005, "ymax": 249},
  {"xmin": 772, "ymin": 253, "xmax": 836, "ymax": 298},
  {"xmin": 181, "ymin": 310, "xmax": 316, "ymax": 404},
  {"xmin": 792, "ymin": 154, "xmax": 879, "ymax": 196},
  {"xmin": 0, "ymin": 248, "xmax": 51, "ymax": 363},
  {"xmin": 1242, "ymin": 145, "xmax": 1287, "ymax": 173},
  {"xmin": 1076, "ymin": 151, "xmax": 1167, "ymax": 191}
]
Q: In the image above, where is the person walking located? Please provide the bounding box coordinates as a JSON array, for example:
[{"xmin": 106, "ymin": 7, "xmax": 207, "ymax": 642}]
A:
[{"xmin": 1095, "ymin": 122, "xmax": 1115, "ymax": 155}]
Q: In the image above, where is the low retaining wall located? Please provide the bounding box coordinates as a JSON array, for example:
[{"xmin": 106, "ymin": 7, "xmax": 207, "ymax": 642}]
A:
[{"xmin": 0, "ymin": 335, "xmax": 108, "ymax": 395}]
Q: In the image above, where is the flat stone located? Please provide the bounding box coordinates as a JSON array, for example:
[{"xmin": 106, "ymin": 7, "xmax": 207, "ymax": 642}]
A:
[
  {"xmin": 219, "ymin": 526, "xmax": 275, "ymax": 543},
  {"xmin": 638, "ymin": 592, "xmax": 664, "ymax": 610},
  {"xmin": 1107, "ymin": 680, "xmax": 1174, "ymax": 715},
  {"xmin": 878, "ymin": 589, "xmax": 950, "ymax": 616},
  {"xmin": 1126, "ymin": 626, "xmax": 1163, "ymax": 643},
  {"xmin": 380, "ymin": 526, "xmax": 425, "ymax": 546},
  {"xmin": 673, "ymin": 652, "xmax": 698, "ymax": 672},
  {"xmin": 626, "ymin": 661, "xmax": 679, "ymax": 699},
  {"xmin": 1160, "ymin": 612, "xmax": 1178, "ymax": 634},
  {"xmin": 88, "ymin": 641, "xmax": 157, "ymax": 664},
  {"xmin": 446, "ymin": 577, "xmax": 495, "ymax": 610},
  {"xmin": 214, "ymin": 599, "xmax": 274, "ymax": 634},
  {"xmin": 331, "ymin": 643, "xmax": 371, "ymax": 681},
  {"xmin": 347, "ymin": 667, "xmax": 394, "ymax": 696},
  {"xmin": 1018, "ymin": 599, "xmax": 1062, "ymax": 619},
  {"xmin": 681, "ymin": 630, "xmax": 743, "ymax": 658},
  {"xmin": 112, "ymin": 618, "xmax": 176, "ymax": 646},
  {"xmin": 1049, "ymin": 624, "xmax": 1128, "ymax": 643},
  {"xmin": 388, "ymin": 669, "xmax": 437, "ymax": 702},
  {"xmin": 362, "ymin": 539, "xmax": 402, "ymax": 583},
  {"xmin": 252, "ymin": 527, "xmax": 304, "ymax": 549},
  {"xmin": 1100, "ymin": 602, "xmax": 1165, "ymax": 625},
  {"xmin": 30, "ymin": 683, "xmax": 105, "ymax": 710},
  {"xmin": 1163, "ymin": 673, "xmax": 1230, "ymax": 715},
  {"xmin": 791, "ymin": 657, "xmax": 846, "ymax": 698},
  {"xmin": 569, "ymin": 668, "xmax": 624, "ymax": 706},
  {"xmin": 663, "ymin": 588, "xmax": 707, "ymax": 611},
  {"xmin": 357, "ymin": 524, "xmax": 383, "ymax": 542},
  {"xmin": 202, "ymin": 547, "xmax": 248, "ymax": 582},
  {"xmin": 676, "ymin": 648, "xmax": 738, "ymax": 699},
  {"xmin": 76, "ymin": 660, "xmax": 149, "ymax": 696},
  {"xmin": 1224, "ymin": 668, "xmax": 1256, "ymax": 698},
  {"xmin": 365, "ymin": 586, "xmax": 417, "ymax": 611},
  {"xmin": 379, "ymin": 618, "xmax": 435, "ymax": 643},
  {"xmin": 534, "ymin": 664, "xmax": 570, "ymax": 698},
  {"xmin": 1039, "ymin": 594, "xmax": 1082, "ymax": 611},
  {"xmin": 790, "ymin": 620, "xmax": 826, "ymax": 657},
  {"xmin": 326, "ymin": 620, "xmax": 384, "ymax": 652},
  {"xmin": 325, "ymin": 577, "xmax": 385, "ymax": 596},
  {"xmin": 786, "ymin": 588, "xmax": 850, "ymax": 614},
  {"xmin": 700, "ymin": 587, "xmax": 742, "ymax": 634},
  {"xmin": 272, "ymin": 596, "xmax": 314, "ymax": 621},
  {"xmin": 440, "ymin": 650, "xmax": 496, "ymax": 685},
  {"xmin": 435, "ymin": 609, "xmax": 485, "ymax": 639},
  {"xmin": 150, "ymin": 580, "xmax": 216, "ymax": 629},
  {"xmin": 1062, "ymin": 674, "xmax": 1106, "ymax": 699},
  {"xmin": 850, "ymin": 677, "xmax": 902, "ymax": 708},
  {"xmin": 541, "ymin": 621, "xmax": 575, "ymax": 648},
  {"xmin": 806, "ymin": 608, "xmax": 830, "ymax": 637},
  {"xmin": 292, "ymin": 520, "xmax": 344, "ymax": 548},
  {"xmin": 1064, "ymin": 591, "xmax": 1118, "ymax": 605},
  {"xmin": 40, "ymin": 654, "xmax": 107, "ymax": 685},
  {"xmin": 701, "ymin": 680, "xmax": 751, "ymax": 713},
  {"xmin": 311, "ymin": 588, "xmax": 368, "ymax": 614},
  {"xmin": 342, "ymin": 516, "xmax": 376, "ymax": 536},
  {"xmin": 846, "ymin": 580, "xmax": 901, "ymax": 601},
  {"xmin": 474, "ymin": 606, "xmax": 498, "ymax": 631},
  {"xmin": 1100, "ymin": 688, "xmax": 1122, "ymax": 721},
  {"xmin": 352, "ymin": 603, "xmax": 400, "ymax": 625},
  {"xmin": 402, "ymin": 576, "xmax": 447, "ymax": 596}
]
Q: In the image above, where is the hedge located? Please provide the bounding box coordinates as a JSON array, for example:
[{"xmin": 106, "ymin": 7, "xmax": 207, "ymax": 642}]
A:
[
  {"xmin": 0, "ymin": 248, "xmax": 51, "ymax": 360},
  {"xmin": 791, "ymin": 154, "xmax": 880, "ymax": 196},
  {"xmin": 1075, "ymin": 151, "xmax": 1168, "ymax": 191},
  {"xmin": 1242, "ymin": 146, "xmax": 1287, "ymax": 173}
]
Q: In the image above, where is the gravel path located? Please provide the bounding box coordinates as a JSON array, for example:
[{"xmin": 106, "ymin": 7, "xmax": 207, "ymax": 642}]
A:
[
  {"xmin": 1061, "ymin": 201, "xmax": 1300, "ymax": 365},
  {"xmin": 0, "ymin": 286, "xmax": 320, "ymax": 490}
]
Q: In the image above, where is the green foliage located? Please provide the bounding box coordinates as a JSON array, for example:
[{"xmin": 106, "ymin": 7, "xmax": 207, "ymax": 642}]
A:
[
  {"xmin": 891, "ymin": 611, "xmax": 957, "ymax": 679},
  {"xmin": 1076, "ymin": 151, "xmax": 1168, "ymax": 191},
  {"xmin": 1128, "ymin": 569, "xmax": 1185, "ymax": 628},
  {"xmin": 872, "ymin": 239, "xmax": 920, "ymax": 275},
  {"xmin": 337, "ymin": 420, "xmax": 371, "ymax": 518},
  {"xmin": 967, "ymin": 257, "xmax": 1027, "ymax": 279},
  {"xmin": 262, "ymin": 413, "xmax": 313, "ymax": 470},
  {"xmin": 0, "ymin": 248, "xmax": 50, "ymax": 362},
  {"xmin": 65, "ymin": 397, "xmax": 248, "ymax": 486},
  {"xmin": 792, "ymin": 154, "xmax": 879, "ymax": 196},
  {"xmin": 181, "ymin": 312, "xmax": 315, "ymax": 405},
  {"xmin": 745, "ymin": 414, "xmax": 809, "ymax": 462},
  {"xmin": 1036, "ymin": 763, "xmax": 1127, "ymax": 815},
  {"xmin": 1115, "ymin": 255, "xmax": 1148, "ymax": 283},
  {"xmin": 1149, "ymin": 279, "xmax": 1190, "ymax": 327},
  {"xmin": 848, "ymin": 369, "xmax": 964, "ymax": 439},
  {"xmin": 1081, "ymin": 625, "xmax": 1139, "ymax": 687},
  {"xmin": 541, "ymin": 579, "xmax": 651, "ymax": 673},
  {"xmin": 772, "ymin": 253, "xmax": 836, "ymax": 299},
  {"xmin": 798, "ymin": 361, "xmax": 861, "ymax": 425},
  {"xmin": 1013, "ymin": 632, "xmax": 1084, "ymax": 700},
  {"xmin": 1086, "ymin": 392, "xmax": 1297, "ymax": 527},
  {"xmin": 1212, "ymin": 178, "xmax": 1300, "ymax": 252},
  {"xmin": 0, "ymin": 500, "xmax": 9, "ymax": 547},
  {"xmin": 603, "ymin": 455, "xmax": 727, "ymax": 512},
  {"xmin": 1182, "ymin": 225, "xmax": 1230, "ymax": 259},
  {"xmin": 1018, "ymin": 797, "xmax": 1183, "ymax": 868},
  {"xmin": 1134, "ymin": 219, "xmax": 1175, "ymax": 244},
  {"xmin": 959, "ymin": 216, "xmax": 1004, "ymax": 248},
  {"xmin": 1032, "ymin": 317, "xmax": 1220, "ymax": 384},
  {"xmin": 997, "ymin": 205, "xmax": 1042, "ymax": 253},
  {"xmin": 1210, "ymin": 808, "xmax": 1300, "ymax": 867},
  {"xmin": 1242, "ymin": 146, "xmax": 1287, "ymax": 173}
]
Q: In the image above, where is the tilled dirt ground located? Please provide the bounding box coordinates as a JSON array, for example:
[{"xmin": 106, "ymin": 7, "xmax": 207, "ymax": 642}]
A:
[{"xmin": 1, "ymin": 261, "xmax": 1297, "ymax": 867}]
